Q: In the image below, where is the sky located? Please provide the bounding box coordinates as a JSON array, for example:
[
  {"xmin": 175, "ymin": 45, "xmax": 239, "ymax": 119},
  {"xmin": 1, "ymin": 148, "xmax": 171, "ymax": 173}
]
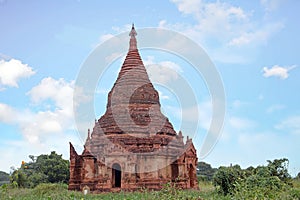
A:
[{"xmin": 0, "ymin": 0, "xmax": 300, "ymax": 176}]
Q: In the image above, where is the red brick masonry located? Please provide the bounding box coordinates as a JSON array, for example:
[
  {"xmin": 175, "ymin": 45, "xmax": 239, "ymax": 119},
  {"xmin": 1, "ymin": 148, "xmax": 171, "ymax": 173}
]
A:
[{"xmin": 69, "ymin": 25, "xmax": 198, "ymax": 192}]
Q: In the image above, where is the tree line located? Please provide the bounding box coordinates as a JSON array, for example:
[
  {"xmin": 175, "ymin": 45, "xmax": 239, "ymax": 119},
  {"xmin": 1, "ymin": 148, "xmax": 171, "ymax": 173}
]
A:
[
  {"xmin": 3, "ymin": 151, "xmax": 69, "ymax": 188},
  {"xmin": 198, "ymin": 158, "xmax": 300, "ymax": 199},
  {"xmin": 1, "ymin": 151, "xmax": 300, "ymax": 199}
]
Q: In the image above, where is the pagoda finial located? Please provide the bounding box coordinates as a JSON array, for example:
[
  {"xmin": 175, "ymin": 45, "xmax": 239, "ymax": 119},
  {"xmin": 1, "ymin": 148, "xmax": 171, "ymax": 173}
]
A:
[
  {"xmin": 129, "ymin": 23, "xmax": 137, "ymax": 51},
  {"xmin": 87, "ymin": 129, "xmax": 90, "ymax": 139}
]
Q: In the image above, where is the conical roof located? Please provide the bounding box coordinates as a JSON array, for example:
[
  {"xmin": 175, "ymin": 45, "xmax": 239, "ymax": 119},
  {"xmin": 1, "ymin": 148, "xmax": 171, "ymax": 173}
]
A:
[{"xmin": 98, "ymin": 25, "xmax": 176, "ymax": 136}]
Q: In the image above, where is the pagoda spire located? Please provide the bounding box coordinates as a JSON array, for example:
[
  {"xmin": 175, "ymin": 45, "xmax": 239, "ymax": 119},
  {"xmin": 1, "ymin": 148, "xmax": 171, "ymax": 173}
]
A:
[{"xmin": 129, "ymin": 23, "xmax": 137, "ymax": 51}]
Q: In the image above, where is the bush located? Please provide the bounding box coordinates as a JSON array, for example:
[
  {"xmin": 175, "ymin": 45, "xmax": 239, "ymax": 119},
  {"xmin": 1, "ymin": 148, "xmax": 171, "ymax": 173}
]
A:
[
  {"xmin": 33, "ymin": 183, "xmax": 68, "ymax": 196},
  {"xmin": 213, "ymin": 165, "xmax": 244, "ymax": 195}
]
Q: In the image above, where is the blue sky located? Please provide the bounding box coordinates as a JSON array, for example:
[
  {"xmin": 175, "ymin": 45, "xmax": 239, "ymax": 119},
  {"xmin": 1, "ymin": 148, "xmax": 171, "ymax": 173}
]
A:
[{"xmin": 0, "ymin": 0, "xmax": 300, "ymax": 176}]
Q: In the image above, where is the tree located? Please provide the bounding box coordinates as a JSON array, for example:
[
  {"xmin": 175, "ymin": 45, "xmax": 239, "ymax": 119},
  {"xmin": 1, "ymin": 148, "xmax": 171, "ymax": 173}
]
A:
[
  {"xmin": 10, "ymin": 169, "xmax": 28, "ymax": 188},
  {"xmin": 197, "ymin": 162, "xmax": 217, "ymax": 181},
  {"xmin": 213, "ymin": 164, "xmax": 244, "ymax": 195},
  {"xmin": 0, "ymin": 171, "xmax": 10, "ymax": 186},
  {"xmin": 10, "ymin": 151, "xmax": 69, "ymax": 188},
  {"xmin": 267, "ymin": 158, "xmax": 291, "ymax": 183},
  {"xmin": 0, "ymin": 171, "xmax": 9, "ymax": 182},
  {"xmin": 35, "ymin": 151, "xmax": 69, "ymax": 183},
  {"xmin": 213, "ymin": 158, "xmax": 293, "ymax": 198}
]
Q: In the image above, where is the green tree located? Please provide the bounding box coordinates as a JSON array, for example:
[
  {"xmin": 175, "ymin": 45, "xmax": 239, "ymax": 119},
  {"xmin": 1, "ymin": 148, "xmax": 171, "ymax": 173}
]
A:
[
  {"xmin": 0, "ymin": 171, "xmax": 10, "ymax": 186},
  {"xmin": 197, "ymin": 162, "xmax": 217, "ymax": 181},
  {"xmin": 10, "ymin": 169, "xmax": 28, "ymax": 188},
  {"xmin": 213, "ymin": 158, "xmax": 293, "ymax": 198},
  {"xmin": 267, "ymin": 158, "xmax": 291, "ymax": 183},
  {"xmin": 10, "ymin": 151, "xmax": 69, "ymax": 188},
  {"xmin": 0, "ymin": 171, "xmax": 9, "ymax": 182},
  {"xmin": 35, "ymin": 151, "xmax": 69, "ymax": 183},
  {"xmin": 212, "ymin": 164, "xmax": 244, "ymax": 195}
]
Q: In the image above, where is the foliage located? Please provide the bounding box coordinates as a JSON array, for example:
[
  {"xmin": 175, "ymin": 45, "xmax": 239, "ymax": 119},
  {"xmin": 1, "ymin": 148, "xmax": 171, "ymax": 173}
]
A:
[
  {"xmin": 10, "ymin": 169, "xmax": 28, "ymax": 188},
  {"xmin": 1, "ymin": 180, "xmax": 299, "ymax": 200},
  {"xmin": 212, "ymin": 164, "xmax": 244, "ymax": 195},
  {"xmin": 34, "ymin": 151, "xmax": 69, "ymax": 183},
  {"xmin": 0, "ymin": 171, "xmax": 10, "ymax": 186},
  {"xmin": 212, "ymin": 158, "xmax": 294, "ymax": 199},
  {"xmin": 4, "ymin": 155, "xmax": 298, "ymax": 199},
  {"xmin": 296, "ymin": 172, "xmax": 300, "ymax": 179},
  {"xmin": 267, "ymin": 158, "xmax": 291, "ymax": 184},
  {"xmin": 197, "ymin": 161, "xmax": 217, "ymax": 181},
  {"xmin": 10, "ymin": 151, "xmax": 69, "ymax": 188},
  {"xmin": 0, "ymin": 171, "xmax": 9, "ymax": 182}
]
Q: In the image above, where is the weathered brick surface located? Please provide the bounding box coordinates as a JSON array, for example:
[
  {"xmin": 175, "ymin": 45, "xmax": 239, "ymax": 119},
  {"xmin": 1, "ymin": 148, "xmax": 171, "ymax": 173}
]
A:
[{"xmin": 69, "ymin": 25, "xmax": 198, "ymax": 192}]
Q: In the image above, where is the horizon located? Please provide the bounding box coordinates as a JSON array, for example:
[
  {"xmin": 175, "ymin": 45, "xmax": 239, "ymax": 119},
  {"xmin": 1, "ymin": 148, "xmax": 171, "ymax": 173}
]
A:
[{"xmin": 0, "ymin": 0, "xmax": 299, "ymax": 176}]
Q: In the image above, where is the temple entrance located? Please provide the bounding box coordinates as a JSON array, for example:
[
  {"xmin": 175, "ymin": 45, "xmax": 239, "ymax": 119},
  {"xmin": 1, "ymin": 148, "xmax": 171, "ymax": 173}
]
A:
[
  {"xmin": 112, "ymin": 163, "xmax": 121, "ymax": 188},
  {"xmin": 189, "ymin": 164, "xmax": 194, "ymax": 188},
  {"xmin": 171, "ymin": 161, "xmax": 179, "ymax": 181}
]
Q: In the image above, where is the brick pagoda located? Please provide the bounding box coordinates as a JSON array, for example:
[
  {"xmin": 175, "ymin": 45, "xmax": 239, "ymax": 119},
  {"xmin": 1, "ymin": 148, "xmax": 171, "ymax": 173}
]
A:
[{"xmin": 69, "ymin": 25, "xmax": 198, "ymax": 192}]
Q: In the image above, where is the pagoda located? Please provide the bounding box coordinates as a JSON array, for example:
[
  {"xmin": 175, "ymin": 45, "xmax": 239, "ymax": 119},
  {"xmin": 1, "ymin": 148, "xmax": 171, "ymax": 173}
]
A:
[{"xmin": 68, "ymin": 25, "xmax": 198, "ymax": 192}]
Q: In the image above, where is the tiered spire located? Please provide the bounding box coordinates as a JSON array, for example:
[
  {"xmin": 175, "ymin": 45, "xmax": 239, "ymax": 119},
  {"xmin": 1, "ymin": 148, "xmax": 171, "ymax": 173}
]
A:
[
  {"xmin": 98, "ymin": 25, "xmax": 176, "ymax": 136},
  {"xmin": 129, "ymin": 24, "xmax": 137, "ymax": 51}
]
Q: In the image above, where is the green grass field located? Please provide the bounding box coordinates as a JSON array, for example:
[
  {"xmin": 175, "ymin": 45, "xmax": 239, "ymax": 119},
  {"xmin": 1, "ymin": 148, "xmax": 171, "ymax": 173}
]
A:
[{"xmin": 1, "ymin": 180, "xmax": 300, "ymax": 200}]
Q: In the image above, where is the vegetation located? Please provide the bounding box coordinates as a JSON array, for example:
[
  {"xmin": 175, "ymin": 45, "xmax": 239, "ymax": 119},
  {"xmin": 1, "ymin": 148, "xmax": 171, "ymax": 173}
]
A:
[
  {"xmin": 197, "ymin": 161, "xmax": 217, "ymax": 181},
  {"xmin": 2, "ymin": 153, "xmax": 300, "ymax": 199},
  {"xmin": 0, "ymin": 171, "xmax": 10, "ymax": 186},
  {"xmin": 212, "ymin": 158, "xmax": 300, "ymax": 199},
  {"xmin": 1, "ymin": 180, "xmax": 300, "ymax": 200},
  {"xmin": 10, "ymin": 151, "xmax": 69, "ymax": 188}
]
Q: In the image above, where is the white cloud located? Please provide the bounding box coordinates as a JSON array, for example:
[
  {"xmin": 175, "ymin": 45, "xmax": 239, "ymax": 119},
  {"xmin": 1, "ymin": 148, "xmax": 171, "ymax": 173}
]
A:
[
  {"xmin": 99, "ymin": 34, "xmax": 114, "ymax": 43},
  {"xmin": 0, "ymin": 77, "xmax": 75, "ymax": 145},
  {"xmin": 0, "ymin": 59, "xmax": 35, "ymax": 88},
  {"xmin": 266, "ymin": 104, "xmax": 285, "ymax": 113},
  {"xmin": 275, "ymin": 116, "xmax": 300, "ymax": 135},
  {"xmin": 229, "ymin": 116, "xmax": 256, "ymax": 130},
  {"xmin": 166, "ymin": 0, "xmax": 284, "ymax": 63},
  {"xmin": 262, "ymin": 65, "xmax": 297, "ymax": 79},
  {"xmin": 28, "ymin": 77, "xmax": 74, "ymax": 116},
  {"xmin": 170, "ymin": 0, "xmax": 202, "ymax": 15},
  {"xmin": 231, "ymin": 99, "xmax": 250, "ymax": 110},
  {"xmin": 228, "ymin": 22, "xmax": 284, "ymax": 47},
  {"xmin": 158, "ymin": 90, "xmax": 170, "ymax": 100},
  {"xmin": 0, "ymin": 132, "xmax": 83, "ymax": 172},
  {"xmin": 261, "ymin": 0, "xmax": 284, "ymax": 12},
  {"xmin": 144, "ymin": 56, "xmax": 183, "ymax": 84}
]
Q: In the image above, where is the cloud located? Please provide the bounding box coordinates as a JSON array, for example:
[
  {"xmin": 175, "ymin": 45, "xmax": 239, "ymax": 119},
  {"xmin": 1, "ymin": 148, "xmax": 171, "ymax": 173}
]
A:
[
  {"xmin": 0, "ymin": 77, "xmax": 75, "ymax": 145},
  {"xmin": 28, "ymin": 77, "xmax": 74, "ymax": 115},
  {"xmin": 0, "ymin": 103, "xmax": 16, "ymax": 123},
  {"xmin": 0, "ymin": 59, "xmax": 35, "ymax": 88},
  {"xmin": 170, "ymin": 0, "xmax": 202, "ymax": 15},
  {"xmin": 262, "ymin": 65, "xmax": 297, "ymax": 79},
  {"xmin": 166, "ymin": 0, "xmax": 284, "ymax": 63},
  {"xmin": 231, "ymin": 99, "xmax": 250, "ymax": 110},
  {"xmin": 99, "ymin": 34, "xmax": 114, "ymax": 43},
  {"xmin": 275, "ymin": 116, "xmax": 300, "ymax": 135},
  {"xmin": 261, "ymin": 0, "xmax": 284, "ymax": 12},
  {"xmin": 266, "ymin": 104, "xmax": 285, "ymax": 113},
  {"xmin": 158, "ymin": 91, "xmax": 170, "ymax": 100},
  {"xmin": 229, "ymin": 116, "xmax": 256, "ymax": 130},
  {"xmin": 228, "ymin": 22, "xmax": 284, "ymax": 47},
  {"xmin": 144, "ymin": 56, "xmax": 183, "ymax": 84},
  {"xmin": 0, "ymin": 132, "xmax": 83, "ymax": 172}
]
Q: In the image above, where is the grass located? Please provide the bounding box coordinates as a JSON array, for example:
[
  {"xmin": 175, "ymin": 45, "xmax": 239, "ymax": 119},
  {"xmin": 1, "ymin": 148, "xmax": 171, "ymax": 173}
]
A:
[{"xmin": 1, "ymin": 180, "xmax": 300, "ymax": 200}]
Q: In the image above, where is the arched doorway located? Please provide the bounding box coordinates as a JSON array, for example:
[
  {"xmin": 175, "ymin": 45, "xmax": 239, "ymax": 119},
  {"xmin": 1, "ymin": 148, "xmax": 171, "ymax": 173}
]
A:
[
  {"xmin": 171, "ymin": 161, "xmax": 179, "ymax": 181},
  {"xmin": 112, "ymin": 163, "xmax": 121, "ymax": 188},
  {"xmin": 189, "ymin": 164, "xmax": 194, "ymax": 188}
]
